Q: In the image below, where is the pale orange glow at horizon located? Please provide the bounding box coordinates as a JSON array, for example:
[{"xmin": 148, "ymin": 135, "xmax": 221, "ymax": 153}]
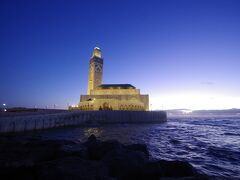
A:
[{"xmin": 150, "ymin": 93, "xmax": 240, "ymax": 110}]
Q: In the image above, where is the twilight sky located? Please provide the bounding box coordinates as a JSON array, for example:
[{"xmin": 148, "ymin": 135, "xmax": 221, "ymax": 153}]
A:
[{"xmin": 1, "ymin": 0, "xmax": 240, "ymax": 110}]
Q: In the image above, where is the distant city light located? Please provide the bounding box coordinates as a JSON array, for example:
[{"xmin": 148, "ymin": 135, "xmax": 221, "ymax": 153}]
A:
[{"xmin": 3, "ymin": 103, "xmax": 6, "ymax": 106}]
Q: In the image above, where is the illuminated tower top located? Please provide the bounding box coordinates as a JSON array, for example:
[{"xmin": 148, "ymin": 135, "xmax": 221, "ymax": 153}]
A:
[
  {"xmin": 88, "ymin": 47, "xmax": 103, "ymax": 95},
  {"xmin": 92, "ymin": 47, "xmax": 102, "ymax": 58}
]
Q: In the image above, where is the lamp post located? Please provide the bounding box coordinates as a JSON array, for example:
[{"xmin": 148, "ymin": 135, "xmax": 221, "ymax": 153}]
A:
[{"xmin": 3, "ymin": 103, "xmax": 6, "ymax": 112}]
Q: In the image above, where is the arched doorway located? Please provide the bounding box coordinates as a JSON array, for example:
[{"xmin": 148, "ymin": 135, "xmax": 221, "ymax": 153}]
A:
[{"xmin": 102, "ymin": 102, "xmax": 110, "ymax": 110}]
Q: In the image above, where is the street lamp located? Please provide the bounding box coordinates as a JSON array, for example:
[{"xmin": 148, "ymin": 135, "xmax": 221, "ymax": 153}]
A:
[{"xmin": 3, "ymin": 103, "xmax": 6, "ymax": 112}]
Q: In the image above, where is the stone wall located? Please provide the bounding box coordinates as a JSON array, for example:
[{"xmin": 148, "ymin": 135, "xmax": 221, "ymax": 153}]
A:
[
  {"xmin": 140, "ymin": 95, "xmax": 149, "ymax": 110},
  {"xmin": 80, "ymin": 94, "xmax": 149, "ymax": 111},
  {"xmin": 0, "ymin": 111, "xmax": 167, "ymax": 133},
  {"xmin": 78, "ymin": 98, "xmax": 145, "ymax": 111}
]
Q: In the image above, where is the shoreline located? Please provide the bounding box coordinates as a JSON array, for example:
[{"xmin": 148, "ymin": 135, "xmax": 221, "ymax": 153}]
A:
[{"xmin": 0, "ymin": 134, "xmax": 207, "ymax": 180}]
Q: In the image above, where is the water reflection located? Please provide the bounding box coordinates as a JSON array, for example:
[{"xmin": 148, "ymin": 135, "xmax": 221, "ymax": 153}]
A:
[{"xmin": 84, "ymin": 127, "xmax": 103, "ymax": 138}]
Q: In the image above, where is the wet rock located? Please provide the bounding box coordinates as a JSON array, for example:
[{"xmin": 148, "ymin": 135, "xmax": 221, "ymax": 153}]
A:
[
  {"xmin": 102, "ymin": 147, "xmax": 148, "ymax": 179},
  {"xmin": 0, "ymin": 134, "xmax": 206, "ymax": 180},
  {"xmin": 0, "ymin": 167, "xmax": 35, "ymax": 180},
  {"xmin": 141, "ymin": 161, "xmax": 164, "ymax": 179},
  {"xmin": 125, "ymin": 143, "xmax": 149, "ymax": 158},
  {"xmin": 36, "ymin": 157, "xmax": 111, "ymax": 180},
  {"xmin": 84, "ymin": 134, "xmax": 98, "ymax": 146},
  {"xmin": 123, "ymin": 161, "xmax": 163, "ymax": 180},
  {"xmin": 59, "ymin": 143, "xmax": 88, "ymax": 159},
  {"xmin": 23, "ymin": 140, "xmax": 63, "ymax": 162},
  {"xmin": 86, "ymin": 137, "xmax": 123, "ymax": 160},
  {"xmin": 0, "ymin": 139, "xmax": 66, "ymax": 168},
  {"xmin": 157, "ymin": 160, "xmax": 198, "ymax": 177},
  {"xmin": 121, "ymin": 160, "xmax": 207, "ymax": 180}
]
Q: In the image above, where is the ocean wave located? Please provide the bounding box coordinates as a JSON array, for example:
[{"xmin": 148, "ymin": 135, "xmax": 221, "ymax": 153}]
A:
[
  {"xmin": 27, "ymin": 117, "xmax": 240, "ymax": 178},
  {"xmin": 224, "ymin": 132, "xmax": 240, "ymax": 136},
  {"xmin": 207, "ymin": 146, "xmax": 240, "ymax": 161}
]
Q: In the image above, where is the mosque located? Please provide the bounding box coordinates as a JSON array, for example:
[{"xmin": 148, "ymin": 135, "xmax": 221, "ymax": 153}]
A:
[{"xmin": 70, "ymin": 47, "xmax": 149, "ymax": 111}]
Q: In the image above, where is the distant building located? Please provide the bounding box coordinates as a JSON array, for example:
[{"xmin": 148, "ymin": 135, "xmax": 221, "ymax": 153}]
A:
[{"xmin": 70, "ymin": 47, "xmax": 149, "ymax": 111}]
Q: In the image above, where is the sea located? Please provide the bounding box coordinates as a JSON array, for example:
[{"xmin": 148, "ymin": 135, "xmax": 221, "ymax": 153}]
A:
[{"xmin": 30, "ymin": 115, "xmax": 240, "ymax": 179}]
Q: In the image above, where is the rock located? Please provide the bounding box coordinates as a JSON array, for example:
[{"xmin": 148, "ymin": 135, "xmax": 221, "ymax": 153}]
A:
[
  {"xmin": 125, "ymin": 144, "xmax": 149, "ymax": 158},
  {"xmin": 124, "ymin": 161, "xmax": 163, "ymax": 180},
  {"xmin": 85, "ymin": 136, "xmax": 123, "ymax": 160},
  {"xmin": 141, "ymin": 161, "xmax": 164, "ymax": 179},
  {"xmin": 5, "ymin": 159, "xmax": 34, "ymax": 168},
  {"xmin": 102, "ymin": 147, "xmax": 148, "ymax": 179},
  {"xmin": 121, "ymin": 160, "xmax": 206, "ymax": 180},
  {"xmin": 0, "ymin": 167, "xmax": 35, "ymax": 180},
  {"xmin": 0, "ymin": 135, "xmax": 206, "ymax": 180},
  {"xmin": 87, "ymin": 134, "xmax": 97, "ymax": 144},
  {"xmin": 23, "ymin": 140, "xmax": 63, "ymax": 163},
  {"xmin": 0, "ymin": 138, "xmax": 72, "ymax": 168},
  {"xmin": 36, "ymin": 157, "xmax": 111, "ymax": 180},
  {"xmin": 59, "ymin": 144, "xmax": 88, "ymax": 159},
  {"xmin": 157, "ymin": 160, "xmax": 198, "ymax": 177}
]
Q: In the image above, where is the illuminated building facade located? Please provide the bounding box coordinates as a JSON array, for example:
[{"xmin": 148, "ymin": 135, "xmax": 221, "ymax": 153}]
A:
[{"xmin": 71, "ymin": 47, "xmax": 149, "ymax": 111}]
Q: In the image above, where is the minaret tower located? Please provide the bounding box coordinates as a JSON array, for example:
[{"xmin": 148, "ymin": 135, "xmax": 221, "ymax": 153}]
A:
[{"xmin": 87, "ymin": 47, "xmax": 103, "ymax": 95}]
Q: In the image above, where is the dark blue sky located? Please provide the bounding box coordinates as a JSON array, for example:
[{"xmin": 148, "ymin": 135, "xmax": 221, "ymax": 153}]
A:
[{"xmin": 1, "ymin": 0, "xmax": 240, "ymax": 109}]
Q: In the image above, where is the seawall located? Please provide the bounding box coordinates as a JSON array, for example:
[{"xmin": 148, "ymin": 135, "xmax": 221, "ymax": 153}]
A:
[{"xmin": 0, "ymin": 111, "xmax": 167, "ymax": 133}]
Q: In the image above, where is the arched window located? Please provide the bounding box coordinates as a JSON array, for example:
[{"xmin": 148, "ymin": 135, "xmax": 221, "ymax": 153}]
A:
[
  {"xmin": 103, "ymin": 102, "xmax": 109, "ymax": 110},
  {"xmin": 130, "ymin": 105, "xmax": 133, "ymax": 110},
  {"xmin": 120, "ymin": 105, "xmax": 123, "ymax": 110}
]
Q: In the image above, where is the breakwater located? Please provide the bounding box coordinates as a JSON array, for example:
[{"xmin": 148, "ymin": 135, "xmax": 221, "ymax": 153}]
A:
[{"xmin": 0, "ymin": 111, "xmax": 167, "ymax": 133}]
